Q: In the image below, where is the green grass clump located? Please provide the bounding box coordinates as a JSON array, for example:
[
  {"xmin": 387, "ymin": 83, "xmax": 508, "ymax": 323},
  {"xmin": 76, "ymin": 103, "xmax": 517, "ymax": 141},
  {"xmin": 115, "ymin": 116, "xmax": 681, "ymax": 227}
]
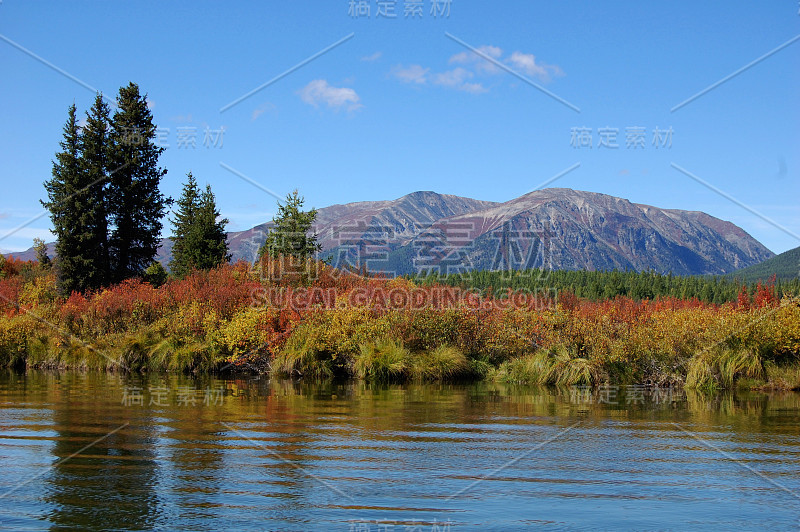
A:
[
  {"xmin": 497, "ymin": 349, "xmax": 553, "ymax": 385},
  {"xmin": 717, "ymin": 347, "xmax": 764, "ymax": 388},
  {"xmin": 409, "ymin": 345, "xmax": 470, "ymax": 381},
  {"xmin": 763, "ymin": 362, "xmax": 800, "ymax": 390},
  {"xmin": 354, "ymin": 338, "xmax": 408, "ymax": 381},
  {"xmin": 686, "ymin": 347, "xmax": 765, "ymax": 391},
  {"xmin": 495, "ymin": 345, "xmax": 600, "ymax": 386},
  {"xmin": 686, "ymin": 352, "xmax": 717, "ymax": 392},
  {"xmin": 272, "ymin": 336, "xmax": 335, "ymax": 379},
  {"xmin": 551, "ymin": 355, "xmax": 599, "ymax": 386}
]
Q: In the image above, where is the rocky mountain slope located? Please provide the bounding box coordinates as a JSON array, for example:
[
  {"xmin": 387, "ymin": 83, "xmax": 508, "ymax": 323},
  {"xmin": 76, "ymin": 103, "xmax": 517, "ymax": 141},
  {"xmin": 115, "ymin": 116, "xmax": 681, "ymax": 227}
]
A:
[
  {"xmin": 382, "ymin": 188, "xmax": 773, "ymax": 276},
  {"xmin": 8, "ymin": 188, "xmax": 774, "ymax": 276}
]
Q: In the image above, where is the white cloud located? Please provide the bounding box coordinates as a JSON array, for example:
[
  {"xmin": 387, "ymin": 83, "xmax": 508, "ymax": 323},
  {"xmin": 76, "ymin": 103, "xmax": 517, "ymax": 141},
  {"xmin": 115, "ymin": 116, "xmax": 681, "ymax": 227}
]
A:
[
  {"xmin": 433, "ymin": 67, "xmax": 470, "ymax": 87},
  {"xmin": 433, "ymin": 68, "xmax": 487, "ymax": 93},
  {"xmin": 459, "ymin": 82, "xmax": 488, "ymax": 94},
  {"xmin": 0, "ymin": 213, "xmax": 9, "ymax": 220},
  {"xmin": 361, "ymin": 51, "xmax": 382, "ymax": 62},
  {"xmin": 392, "ymin": 44, "xmax": 563, "ymax": 95},
  {"xmin": 251, "ymin": 102, "xmax": 275, "ymax": 121},
  {"xmin": 391, "ymin": 64, "xmax": 429, "ymax": 85},
  {"xmin": 507, "ymin": 51, "xmax": 564, "ymax": 81},
  {"xmin": 449, "ymin": 45, "xmax": 503, "ymax": 74},
  {"xmin": 298, "ymin": 80, "xmax": 362, "ymax": 111}
]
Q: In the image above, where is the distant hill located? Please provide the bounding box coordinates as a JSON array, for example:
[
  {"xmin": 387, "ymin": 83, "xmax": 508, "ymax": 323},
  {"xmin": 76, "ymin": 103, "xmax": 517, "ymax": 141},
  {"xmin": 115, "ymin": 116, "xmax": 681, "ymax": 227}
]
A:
[
  {"xmin": 7, "ymin": 188, "xmax": 775, "ymax": 276},
  {"xmin": 728, "ymin": 245, "xmax": 800, "ymax": 283}
]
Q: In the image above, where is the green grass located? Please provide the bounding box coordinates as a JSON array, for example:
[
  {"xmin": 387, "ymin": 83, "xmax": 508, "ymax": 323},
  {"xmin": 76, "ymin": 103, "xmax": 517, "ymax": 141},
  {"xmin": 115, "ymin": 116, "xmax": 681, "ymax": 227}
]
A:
[
  {"xmin": 409, "ymin": 345, "xmax": 470, "ymax": 381},
  {"xmin": 354, "ymin": 338, "xmax": 408, "ymax": 381},
  {"xmin": 686, "ymin": 347, "xmax": 765, "ymax": 391},
  {"xmin": 495, "ymin": 345, "xmax": 601, "ymax": 386}
]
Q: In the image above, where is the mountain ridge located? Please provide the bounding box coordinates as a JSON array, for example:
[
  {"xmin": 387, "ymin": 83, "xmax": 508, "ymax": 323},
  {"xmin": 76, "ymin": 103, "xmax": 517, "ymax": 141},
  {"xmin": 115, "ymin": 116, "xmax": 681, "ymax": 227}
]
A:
[{"xmin": 6, "ymin": 188, "xmax": 774, "ymax": 276}]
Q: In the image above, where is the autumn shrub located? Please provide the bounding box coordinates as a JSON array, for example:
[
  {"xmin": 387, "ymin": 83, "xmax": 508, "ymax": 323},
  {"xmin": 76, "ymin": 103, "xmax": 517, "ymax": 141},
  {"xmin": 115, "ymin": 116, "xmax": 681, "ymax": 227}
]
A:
[
  {"xmin": 0, "ymin": 276, "xmax": 24, "ymax": 316},
  {"xmin": 0, "ymin": 313, "xmax": 37, "ymax": 366},
  {"xmin": 166, "ymin": 262, "xmax": 263, "ymax": 319},
  {"xmin": 473, "ymin": 310, "xmax": 541, "ymax": 362},
  {"xmin": 772, "ymin": 302, "xmax": 800, "ymax": 359},
  {"xmin": 71, "ymin": 278, "xmax": 172, "ymax": 335},
  {"xmin": 211, "ymin": 306, "xmax": 281, "ymax": 358},
  {"xmin": 163, "ymin": 302, "xmax": 215, "ymax": 343},
  {"xmin": 0, "ymin": 256, "xmax": 33, "ymax": 279},
  {"xmin": 18, "ymin": 273, "xmax": 57, "ymax": 309}
]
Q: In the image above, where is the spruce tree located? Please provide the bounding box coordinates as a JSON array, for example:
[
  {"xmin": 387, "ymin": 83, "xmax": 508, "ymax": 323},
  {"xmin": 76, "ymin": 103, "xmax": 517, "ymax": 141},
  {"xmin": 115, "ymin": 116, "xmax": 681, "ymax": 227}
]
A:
[
  {"xmin": 108, "ymin": 82, "xmax": 169, "ymax": 283},
  {"xmin": 258, "ymin": 190, "xmax": 320, "ymax": 259},
  {"xmin": 195, "ymin": 184, "xmax": 230, "ymax": 270},
  {"xmin": 80, "ymin": 93, "xmax": 112, "ymax": 287},
  {"xmin": 168, "ymin": 173, "xmax": 201, "ymax": 278},
  {"xmin": 42, "ymin": 104, "xmax": 88, "ymax": 294},
  {"xmin": 169, "ymin": 173, "xmax": 230, "ymax": 277}
]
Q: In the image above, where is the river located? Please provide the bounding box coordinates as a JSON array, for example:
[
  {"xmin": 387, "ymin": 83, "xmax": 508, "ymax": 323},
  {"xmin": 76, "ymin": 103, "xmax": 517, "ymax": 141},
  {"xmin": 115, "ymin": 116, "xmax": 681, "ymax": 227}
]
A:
[{"xmin": 1, "ymin": 371, "xmax": 799, "ymax": 530}]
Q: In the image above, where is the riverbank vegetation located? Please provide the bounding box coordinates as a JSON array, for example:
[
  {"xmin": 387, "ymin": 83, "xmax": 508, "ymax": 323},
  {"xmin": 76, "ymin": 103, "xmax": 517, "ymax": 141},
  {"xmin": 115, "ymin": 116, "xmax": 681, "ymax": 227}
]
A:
[{"xmin": 1, "ymin": 254, "xmax": 799, "ymax": 391}]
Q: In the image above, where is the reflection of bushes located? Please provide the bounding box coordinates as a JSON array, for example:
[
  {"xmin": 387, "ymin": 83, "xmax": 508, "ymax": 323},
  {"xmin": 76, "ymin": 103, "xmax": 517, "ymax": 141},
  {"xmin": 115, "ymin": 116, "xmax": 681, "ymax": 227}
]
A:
[{"xmin": 0, "ymin": 257, "xmax": 798, "ymax": 388}]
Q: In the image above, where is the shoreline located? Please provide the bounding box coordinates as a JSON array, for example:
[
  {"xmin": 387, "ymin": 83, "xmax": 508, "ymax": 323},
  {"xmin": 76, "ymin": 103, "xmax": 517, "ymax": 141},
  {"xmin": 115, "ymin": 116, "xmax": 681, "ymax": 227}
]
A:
[{"xmin": 2, "ymin": 260, "xmax": 799, "ymax": 393}]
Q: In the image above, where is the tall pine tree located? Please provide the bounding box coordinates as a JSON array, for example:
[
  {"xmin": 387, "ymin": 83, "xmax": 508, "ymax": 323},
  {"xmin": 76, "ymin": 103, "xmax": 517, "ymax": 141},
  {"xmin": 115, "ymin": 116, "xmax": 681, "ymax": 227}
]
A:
[
  {"xmin": 42, "ymin": 104, "xmax": 90, "ymax": 294},
  {"xmin": 108, "ymin": 82, "xmax": 169, "ymax": 283},
  {"xmin": 168, "ymin": 173, "xmax": 200, "ymax": 278},
  {"xmin": 195, "ymin": 183, "xmax": 230, "ymax": 270},
  {"xmin": 169, "ymin": 173, "xmax": 230, "ymax": 277},
  {"xmin": 80, "ymin": 93, "xmax": 112, "ymax": 287}
]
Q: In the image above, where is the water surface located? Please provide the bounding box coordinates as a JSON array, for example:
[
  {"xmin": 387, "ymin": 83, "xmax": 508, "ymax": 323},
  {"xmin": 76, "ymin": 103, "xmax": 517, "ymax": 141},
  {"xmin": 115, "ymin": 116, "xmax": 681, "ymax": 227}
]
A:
[{"xmin": 1, "ymin": 371, "xmax": 799, "ymax": 530}]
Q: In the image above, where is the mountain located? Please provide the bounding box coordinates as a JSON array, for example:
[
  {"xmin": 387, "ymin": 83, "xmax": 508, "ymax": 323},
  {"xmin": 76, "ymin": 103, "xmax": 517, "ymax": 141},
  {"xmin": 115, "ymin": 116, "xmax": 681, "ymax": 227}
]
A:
[
  {"xmin": 728, "ymin": 245, "xmax": 800, "ymax": 282},
  {"xmin": 8, "ymin": 188, "xmax": 774, "ymax": 276},
  {"xmin": 222, "ymin": 190, "xmax": 498, "ymax": 265},
  {"xmin": 371, "ymin": 189, "xmax": 773, "ymax": 276}
]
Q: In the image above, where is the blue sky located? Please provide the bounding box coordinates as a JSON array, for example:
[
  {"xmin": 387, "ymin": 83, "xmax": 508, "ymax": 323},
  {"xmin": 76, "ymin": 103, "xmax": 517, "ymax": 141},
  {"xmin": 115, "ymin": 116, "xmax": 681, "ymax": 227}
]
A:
[{"xmin": 0, "ymin": 1, "xmax": 798, "ymax": 255}]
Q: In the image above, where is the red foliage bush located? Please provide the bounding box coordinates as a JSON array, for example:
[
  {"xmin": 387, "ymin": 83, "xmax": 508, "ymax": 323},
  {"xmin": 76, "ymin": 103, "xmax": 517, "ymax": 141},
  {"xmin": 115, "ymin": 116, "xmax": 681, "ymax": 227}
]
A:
[
  {"xmin": 165, "ymin": 262, "xmax": 261, "ymax": 319},
  {"xmin": 754, "ymin": 276, "xmax": 778, "ymax": 308},
  {"xmin": 0, "ymin": 256, "xmax": 33, "ymax": 278},
  {"xmin": 0, "ymin": 276, "xmax": 24, "ymax": 316}
]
